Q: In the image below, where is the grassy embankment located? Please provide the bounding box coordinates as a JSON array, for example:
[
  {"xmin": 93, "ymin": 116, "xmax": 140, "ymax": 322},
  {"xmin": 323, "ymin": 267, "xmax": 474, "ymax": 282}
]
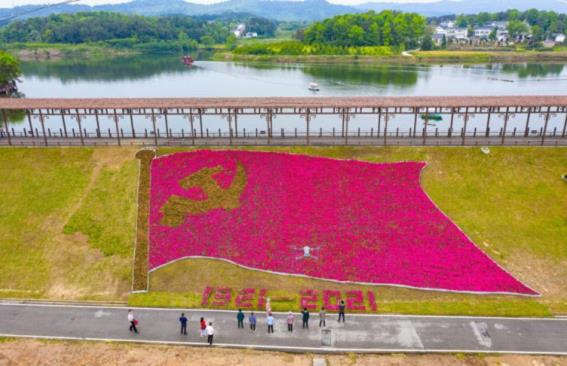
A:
[
  {"xmin": 216, "ymin": 43, "xmax": 567, "ymax": 64},
  {"xmin": 0, "ymin": 147, "xmax": 565, "ymax": 316},
  {"xmin": 0, "ymin": 148, "xmax": 138, "ymax": 301}
]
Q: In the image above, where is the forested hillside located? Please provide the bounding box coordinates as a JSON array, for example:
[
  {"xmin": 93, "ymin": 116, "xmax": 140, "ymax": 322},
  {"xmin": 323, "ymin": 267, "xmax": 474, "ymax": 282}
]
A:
[{"xmin": 0, "ymin": 12, "xmax": 277, "ymax": 52}]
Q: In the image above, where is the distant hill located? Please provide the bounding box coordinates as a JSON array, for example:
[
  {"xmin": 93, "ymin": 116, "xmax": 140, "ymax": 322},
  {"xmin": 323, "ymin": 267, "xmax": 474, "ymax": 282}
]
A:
[
  {"xmin": 1, "ymin": 0, "xmax": 567, "ymax": 22},
  {"xmin": 0, "ymin": 0, "xmax": 359, "ymax": 22}
]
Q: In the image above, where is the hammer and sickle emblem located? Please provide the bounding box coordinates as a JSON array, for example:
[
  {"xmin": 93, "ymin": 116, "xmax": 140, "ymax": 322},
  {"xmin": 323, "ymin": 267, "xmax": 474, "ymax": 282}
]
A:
[{"xmin": 160, "ymin": 162, "xmax": 247, "ymax": 227}]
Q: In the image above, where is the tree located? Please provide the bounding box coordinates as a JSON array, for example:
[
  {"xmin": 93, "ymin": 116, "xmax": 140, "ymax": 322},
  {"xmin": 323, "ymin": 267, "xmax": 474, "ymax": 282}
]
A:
[
  {"xmin": 0, "ymin": 50, "xmax": 21, "ymax": 85},
  {"xmin": 420, "ymin": 31, "xmax": 434, "ymax": 51},
  {"xmin": 225, "ymin": 34, "xmax": 238, "ymax": 51},
  {"xmin": 489, "ymin": 27, "xmax": 498, "ymax": 42},
  {"xmin": 508, "ymin": 20, "xmax": 529, "ymax": 40},
  {"xmin": 441, "ymin": 34, "xmax": 447, "ymax": 49}
]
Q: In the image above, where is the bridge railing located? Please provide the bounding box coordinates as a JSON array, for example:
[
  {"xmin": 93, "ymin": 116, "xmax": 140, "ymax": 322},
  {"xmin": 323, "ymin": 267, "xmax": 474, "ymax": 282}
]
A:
[{"xmin": 1, "ymin": 96, "xmax": 566, "ymax": 147}]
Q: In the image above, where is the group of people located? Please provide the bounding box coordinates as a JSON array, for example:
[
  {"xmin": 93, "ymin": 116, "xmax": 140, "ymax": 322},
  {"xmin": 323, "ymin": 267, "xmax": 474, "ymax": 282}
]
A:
[
  {"xmin": 237, "ymin": 299, "xmax": 347, "ymax": 333},
  {"xmin": 126, "ymin": 300, "xmax": 347, "ymax": 347}
]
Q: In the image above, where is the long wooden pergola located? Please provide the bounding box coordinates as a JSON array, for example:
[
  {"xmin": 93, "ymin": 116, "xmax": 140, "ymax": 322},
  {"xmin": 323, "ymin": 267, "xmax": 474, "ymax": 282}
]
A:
[{"xmin": 1, "ymin": 96, "xmax": 567, "ymax": 147}]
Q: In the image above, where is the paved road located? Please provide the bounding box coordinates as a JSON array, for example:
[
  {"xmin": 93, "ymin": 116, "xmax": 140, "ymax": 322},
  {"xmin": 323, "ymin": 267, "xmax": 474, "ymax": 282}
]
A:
[{"xmin": 0, "ymin": 302, "xmax": 566, "ymax": 354}]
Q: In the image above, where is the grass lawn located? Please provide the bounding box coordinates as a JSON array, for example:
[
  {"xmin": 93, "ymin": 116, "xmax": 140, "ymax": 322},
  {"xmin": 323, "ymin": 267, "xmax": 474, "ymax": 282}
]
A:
[
  {"xmin": 1, "ymin": 146, "xmax": 565, "ymax": 316},
  {"xmin": 131, "ymin": 147, "xmax": 567, "ymax": 316},
  {"xmin": 0, "ymin": 148, "xmax": 139, "ymax": 301}
]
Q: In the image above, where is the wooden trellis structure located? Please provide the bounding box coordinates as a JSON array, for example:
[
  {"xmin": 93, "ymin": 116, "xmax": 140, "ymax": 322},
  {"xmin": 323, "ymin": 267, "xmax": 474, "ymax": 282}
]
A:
[{"xmin": 1, "ymin": 96, "xmax": 566, "ymax": 147}]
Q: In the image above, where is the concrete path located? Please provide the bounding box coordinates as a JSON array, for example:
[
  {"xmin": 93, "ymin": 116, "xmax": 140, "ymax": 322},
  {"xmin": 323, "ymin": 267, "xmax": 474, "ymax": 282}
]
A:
[{"xmin": 1, "ymin": 302, "xmax": 567, "ymax": 354}]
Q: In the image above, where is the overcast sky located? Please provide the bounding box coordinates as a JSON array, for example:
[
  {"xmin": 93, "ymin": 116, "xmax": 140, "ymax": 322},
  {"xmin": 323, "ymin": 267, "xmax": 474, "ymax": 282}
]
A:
[{"xmin": 0, "ymin": 0, "xmax": 443, "ymax": 8}]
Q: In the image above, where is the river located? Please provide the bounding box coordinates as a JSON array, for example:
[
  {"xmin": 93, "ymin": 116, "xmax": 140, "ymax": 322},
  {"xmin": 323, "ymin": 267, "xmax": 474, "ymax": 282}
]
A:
[{"xmin": 6, "ymin": 54, "xmax": 567, "ymax": 135}]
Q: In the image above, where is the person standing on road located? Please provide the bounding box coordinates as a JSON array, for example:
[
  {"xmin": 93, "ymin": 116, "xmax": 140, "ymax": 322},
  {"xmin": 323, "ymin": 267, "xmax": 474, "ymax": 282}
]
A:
[
  {"xmin": 338, "ymin": 300, "xmax": 346, "ymax": 323},
  {"xmin": 237, "ymin": 309, "xmax": 245, "ymax": 328},
  {"xmin": 179, "ymin": 313, "xmax": 188, "ymax": 335},
  {"xmin": 249, "ymin": 312, "xmax": 257, "ymax": 331},
  {"xmin": 319, "ymin": 306, "xmax": 326, "ymax": 327},
  {"xmin": 301, "ymin": 308, "xmax": 310, "ymax": 329},
  {"xmin": 287, "ymin": 311, "xmax": 295, "ymax": 332},
  {"xmin": 206, "ymin": 322, "xmax": 215, "ymax": 345},
  {"xmin": 128, "ymin": 310, "xmax": 138, "ymax": 334},
  {"xmin": 267, "ymin": 312, "xmax": 275, "ymax": 333},
  {"xmin": 200, "ymin": 317, "xmax": 207, "ymax": 337}
]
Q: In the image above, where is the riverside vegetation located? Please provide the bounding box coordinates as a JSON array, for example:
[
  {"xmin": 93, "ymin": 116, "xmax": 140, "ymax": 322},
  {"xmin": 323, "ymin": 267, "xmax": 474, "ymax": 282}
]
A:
[{"xmin": 1, "ymin": 9, "xmax": 567, "ymax": 62}]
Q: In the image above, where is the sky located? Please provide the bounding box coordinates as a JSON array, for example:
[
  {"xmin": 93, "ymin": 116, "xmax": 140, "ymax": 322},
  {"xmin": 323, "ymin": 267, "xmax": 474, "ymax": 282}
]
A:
[{"xmin": 0, "ymin": 0, "xmax": 444, "ymax": 8}]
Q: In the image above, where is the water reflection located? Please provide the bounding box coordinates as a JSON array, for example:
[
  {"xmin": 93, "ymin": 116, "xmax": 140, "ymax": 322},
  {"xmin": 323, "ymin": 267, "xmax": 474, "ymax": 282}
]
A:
[
  {"xmin": 238, "ymin": 62, "xmax": 420, "ymax": 88},
  {"xmin": 493, "ymin": 63, "xmax": 565, "ymax": 79},
  {"xmin": 21, "ymin": 54, "xmax": 198, "ymax": 83}
]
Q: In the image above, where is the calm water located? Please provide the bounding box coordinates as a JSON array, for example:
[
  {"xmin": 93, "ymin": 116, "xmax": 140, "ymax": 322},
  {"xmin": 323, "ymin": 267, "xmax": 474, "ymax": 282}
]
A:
[
  {"xmin": 18, "ymin": 55, "xmax": 567, "ymax": 97},
  {"xmin": 7, "ymin": 55, "xmax": 567, "ymax": 134}
]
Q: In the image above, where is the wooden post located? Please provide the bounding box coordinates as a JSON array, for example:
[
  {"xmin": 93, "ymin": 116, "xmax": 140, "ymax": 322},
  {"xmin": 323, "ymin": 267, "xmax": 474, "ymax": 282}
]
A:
[
  {"xmin": 39, "ymin": 110, "xmax": 48, "ymax": 146},
  {"xmin": 501, "ymin": 107, "xmax": 510, "ymax": 145},
  {"xmin": 413, "ymin": 107, "xmax": 418, "ymax": 138},
  {"xmin": 151, "ymin": 110, "xmax": 158, "ymax": 146},
  {"xmin": 61, "ymin": 113, "xmax": 68, "ymax": 138},
  {"xmin": 199, "ymin": 109, "xmax": 204, "ymax": 138},
  {"xmin": 462, "ymin": 107, "xmax": 469, "ymax": 146},
  {"xmin": 187, "ymin": 111, "xmax": 195, "ymax": 146},
  {"xmin": 228, "ymin": 110, "xmax": 233, "ymax": 146},
  {"xmin": 26, "ymin": 111, "xmax": 34, "ymax": 137},
  {"xmin": 75, "ymin": 111, "xmax": 85, "ymax": 146},
  {"xmin": 234, "ymin": 111, "xmax": 239, "ymax": 138},
  {"xmin": 541, "ymin": 106, "xmax": 551, "ymax": 146},
  {"xmin": 266, "ymin": 109, "xmax": 272, "ymax": 145},
  {"xmin": 383, "ymin": 111, "xmax": 389, "ymax": 146},
  {"xmin": 343, "ymin": 109, "xmax": 349, "ymax": 145},
  {"xmin": 524, "ymin": 108, "xmax": 531, "ymax": 137},
  {"xmin": 485, "ymin": 108, "xmax": 491, "ymax": 137},
  {"xmin": 95, "ymin": 110, "xmax": 101, "ymax": 138},
  {"xmin": 377, "ymin": 109, "xmax": 381, "ymax": 138},
  {"xmin": 113, "ymin": 112, "xmax": 121, "ymax": 146},
  {"xmin": 163, "ymin": 110, "xmax": 170, "ymax": 138},
  {"xmin": 1, "ymin": 109, "xmax": 11, "ymax": 146},
  {"xmin": 341, "ymin": 109, "xmax": 345, "ymax": 137},
  {"xmin": 562, "ymin": 112, "xmax": 567, "ymax": 138},
  {"xmin": 448, "ymin": 109, "xmax": 455, "ymax": 137},
  {"xmin": 130, "ymin": 110, "xmax": 136, "ymax": 139},
  {"xmin": 306, "ymin": 108, "xmax": 311, "ymax": 145},
  {"xmin": 422, "ymin": 112, "xmax": 429, "ymax": 146}
]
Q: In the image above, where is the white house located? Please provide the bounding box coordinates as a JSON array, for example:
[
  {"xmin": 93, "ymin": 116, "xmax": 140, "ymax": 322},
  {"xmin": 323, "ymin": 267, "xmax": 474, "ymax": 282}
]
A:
[
  {"xmin": 555, "ymin": 34, "xmax": 566, "ymax": 44},
  {"xmin": 233, "ymin": 23, "xmax": 246, "ymax": 38},
  {"xmin": 453, "ymin": 28, "xmax": 469, "ymax": 41},
  {"xmin": 474, "ymin": 27, "xmax": 493, "ymax": 39},
  {"xmin": 496, "ymin": 29, "xmax": 509, "ymax": 43}
]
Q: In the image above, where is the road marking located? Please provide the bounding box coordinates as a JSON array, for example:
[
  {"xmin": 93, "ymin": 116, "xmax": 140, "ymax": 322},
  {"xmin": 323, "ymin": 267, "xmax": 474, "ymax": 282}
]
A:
[
  {"xmin": 1, "ymin": 302, "xmax": 566, "ymax": 322},
  {"xmin": 470, "ymin": 321, "xmax": 492, "ymax": 348},
  {"xmin": 1, "ymin": 333, "xmax": 567, "ymax": 355},
  {"xmin": 94, "ymin": 310, "xmax": 112, "ymax": 318}
]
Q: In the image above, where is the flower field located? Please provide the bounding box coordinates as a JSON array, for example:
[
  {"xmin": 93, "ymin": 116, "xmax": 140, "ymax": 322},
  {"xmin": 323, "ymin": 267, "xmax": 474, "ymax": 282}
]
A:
[{"xmin": 149, "ymin": 150, "xmax": 537, "ymax": 296}]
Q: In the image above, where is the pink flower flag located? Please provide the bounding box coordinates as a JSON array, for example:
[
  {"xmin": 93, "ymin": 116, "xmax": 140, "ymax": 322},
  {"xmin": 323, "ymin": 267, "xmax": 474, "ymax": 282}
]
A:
[{"xmin": 149, "ymin": 150, "xmax": 537, "ymax": 296}]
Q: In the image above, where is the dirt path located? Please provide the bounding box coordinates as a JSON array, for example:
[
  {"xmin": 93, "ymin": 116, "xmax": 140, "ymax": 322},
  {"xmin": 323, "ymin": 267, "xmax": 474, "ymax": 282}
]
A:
[{"xmin": 0, "ymin": 340, "xmax": 566, "ymax": 366}]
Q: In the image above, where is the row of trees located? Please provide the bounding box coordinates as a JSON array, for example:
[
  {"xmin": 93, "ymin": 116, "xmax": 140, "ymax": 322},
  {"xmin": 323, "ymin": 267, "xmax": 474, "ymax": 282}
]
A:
[
  {"xmin": 0, "ymin": 12, "xmax": 277, "ymax": 48},
  {"xmin": 298, "ymin": 11, "xmax": 427, "ymax": 49}
]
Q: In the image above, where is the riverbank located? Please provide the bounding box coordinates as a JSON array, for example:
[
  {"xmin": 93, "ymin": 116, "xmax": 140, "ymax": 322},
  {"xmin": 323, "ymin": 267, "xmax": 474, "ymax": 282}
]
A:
[
  {"xmin": 214, "ymin": 49, "xmax": 567, "ymax": 64},
  {"xmin": 4, "ymin": 43, "xmax": 137, "ymax": 61}
]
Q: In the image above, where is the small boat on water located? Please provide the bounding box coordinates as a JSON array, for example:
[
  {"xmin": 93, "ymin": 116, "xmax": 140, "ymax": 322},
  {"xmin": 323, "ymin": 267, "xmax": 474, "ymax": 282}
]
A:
[
  {"xmin": 182, "ymin": 55, "xmax": 194, "ymax": 66},
  {"xmin": 308, "ymin": 82, "xmax": 320, "ymax": 91}
]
